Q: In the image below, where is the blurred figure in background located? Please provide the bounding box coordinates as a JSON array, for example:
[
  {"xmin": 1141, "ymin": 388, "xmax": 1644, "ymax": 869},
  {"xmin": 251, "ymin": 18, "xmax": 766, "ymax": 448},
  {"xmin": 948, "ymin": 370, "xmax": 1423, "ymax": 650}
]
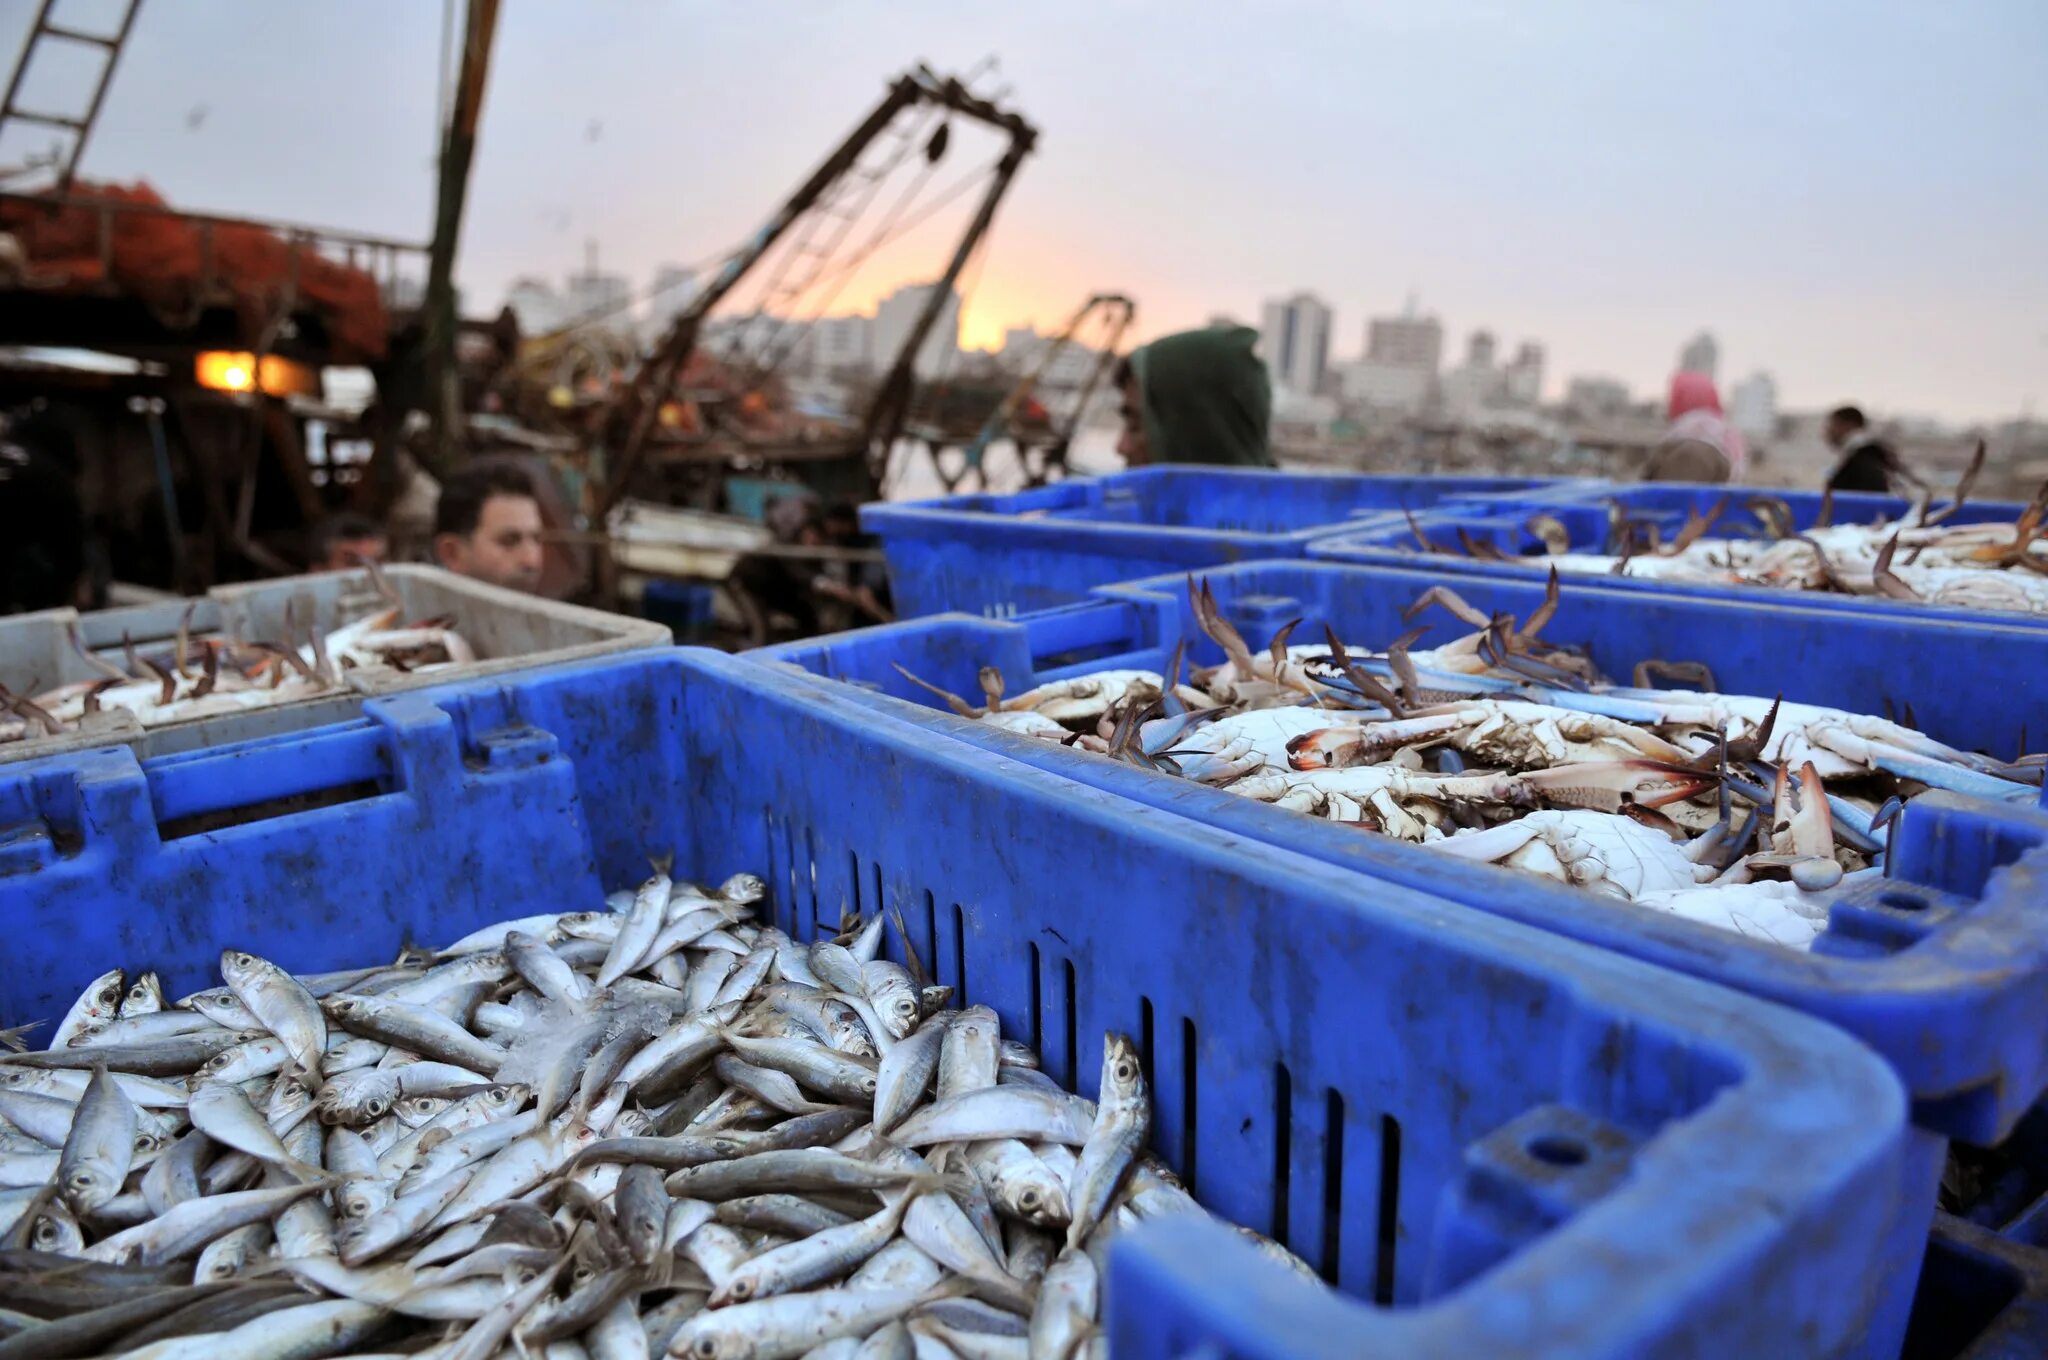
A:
[
  {"xmin": 1824, "ymin": 405, "xmax": 1900, "ymax": 493},
  {"xmin": 1115, "ymin": 326, "xmax": 1274, "ymax": 468},
  {"xmin": 732, "ymin": 496, "xmax": 890, "ymax": 641},
  {"xmin": 431, "ymin": 460, "xmax": 544, "ymax": 592},
  {"xmin": 1645, "ymin": 372, "xmax": 1744, "ymax": 483},
  {"xmin": 0, "ymin": 411, "xmax": 86, "ymax": 613},
  {"xmin": 307, "ymin": 513, "xmax": 389, "ymax": 572}
]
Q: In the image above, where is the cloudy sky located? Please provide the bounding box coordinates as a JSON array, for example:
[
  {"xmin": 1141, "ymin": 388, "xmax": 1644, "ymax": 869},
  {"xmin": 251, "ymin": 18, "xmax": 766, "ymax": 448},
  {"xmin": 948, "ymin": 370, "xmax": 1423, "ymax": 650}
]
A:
[{"xmin": 6, "ymin": 0, "xmax": 2044, "ymax": 421}]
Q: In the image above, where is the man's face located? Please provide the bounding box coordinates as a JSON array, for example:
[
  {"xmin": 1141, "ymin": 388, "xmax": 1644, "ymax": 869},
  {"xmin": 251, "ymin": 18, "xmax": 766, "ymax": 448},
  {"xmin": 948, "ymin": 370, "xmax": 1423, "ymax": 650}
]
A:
[
  {"xmin": 1116, "ymin": 374, "xmax": 1150, "ymax": 466},
  {"xmin": 436, "ymin": 493, "xmax": 543, "ymax": 591},
  {"xmin": 1823, "ymin": 415, "xmax": 1853, "ymax": 449},
  {"xmin": 321, "ymin": 535, "xmax": 388, "ymax": 572}
]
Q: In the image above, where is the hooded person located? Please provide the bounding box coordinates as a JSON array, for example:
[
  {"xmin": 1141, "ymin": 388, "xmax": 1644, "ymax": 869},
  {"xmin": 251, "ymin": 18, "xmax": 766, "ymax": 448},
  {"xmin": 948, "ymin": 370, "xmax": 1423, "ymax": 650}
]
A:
[
  {"xmin": 1645, "ymin": 372, "xmax": 1746, "ymax": 483},
  {"xmin": 1114, "ymin": 325, "xmax": 1275, "ymax": 468}
]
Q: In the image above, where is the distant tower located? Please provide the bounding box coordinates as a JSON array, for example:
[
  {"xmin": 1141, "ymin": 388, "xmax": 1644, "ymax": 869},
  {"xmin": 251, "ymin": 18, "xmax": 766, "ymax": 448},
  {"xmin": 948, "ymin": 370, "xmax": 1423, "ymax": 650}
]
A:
[
  {"xmin": 1257, "ymin": 293, "xmax": 1334, "ymax": 396},
  {"xmin": 1504, "ymin": 342, "xmax": 1546, "ymax": 406},
  {"xmin": 1466, "ymin": 329, "xmax": 1497, "ymax": 368},
  {"xmin": 1730, "ymin": 372, "xmax": 1779, "ymax": 436},
  {"xmin": 1678, "ymin": 332, "xmax": 1719, "ymax": 382}
]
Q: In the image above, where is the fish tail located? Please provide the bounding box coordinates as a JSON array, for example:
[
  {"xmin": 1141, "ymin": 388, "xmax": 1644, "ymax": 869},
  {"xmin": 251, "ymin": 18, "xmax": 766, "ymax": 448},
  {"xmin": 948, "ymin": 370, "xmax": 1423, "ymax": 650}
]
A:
[
  {"xmin": 0, "ymin": 1021, "xmax": 44, "ymax": 1052},
  {"xmin": 907, "ymin": 1169, "xmax": 975, "ymax": 1200}
]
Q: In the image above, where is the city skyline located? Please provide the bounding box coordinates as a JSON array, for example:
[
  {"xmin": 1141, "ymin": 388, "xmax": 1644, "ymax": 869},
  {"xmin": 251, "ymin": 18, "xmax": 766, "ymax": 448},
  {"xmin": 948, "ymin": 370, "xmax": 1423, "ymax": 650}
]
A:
[{"xmin": 11, "ymin": 2, "xmax": 2041, "ymax": 424}]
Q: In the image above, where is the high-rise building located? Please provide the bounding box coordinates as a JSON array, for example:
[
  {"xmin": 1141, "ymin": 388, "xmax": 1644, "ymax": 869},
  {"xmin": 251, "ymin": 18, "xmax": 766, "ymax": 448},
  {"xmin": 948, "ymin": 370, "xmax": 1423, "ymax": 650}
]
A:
[
  {"xmin": 1730, "ymin": 371, "xmax": 1778, "ymax": 436},
  {"xmin": 1338, "ymin": 306, "xmax": 1443, "ymax": 415},
  {"xmin": 1364, "ymin": 312, "xmax": 1443, "ymax": 371},
  {"xmin": 873, "ymin": 282, "xmax": 961, "ymax": 380},
  {"xmin": 1564, "ymin": 376, "xmax": 1632, "ymax": 418},
  {"xmin": 1440, "ymin": 330, "xmax": 1505, "ymax": 417},
  {"xmin": 1678, "ymin": 331, "xmax": 1719, "ymax": 381},
  {"xmin": 1338, "ymin": 361, "xmax": 1433, "ymax": 413},
  {"xmin": 809, "ymin": 314, "xmax": 874, "ymax": 374},
  {"xmin": 1503, "ymin": 341, "xmax": 1545, "ymax": 407},
  {"xmin": 504, "ymin": 277, "xmax": 564, "ymax": 334},
  {"xmin": 563, "ymin": 241, "xmax": 631, "ymax": 327},
  {"xmin": 1258, "ymin": 293, "xmax": 1333, "ymax": 396},
  {"xmin": 999, "ymin": 325, "xmax": 1045, "ymax": 372}
]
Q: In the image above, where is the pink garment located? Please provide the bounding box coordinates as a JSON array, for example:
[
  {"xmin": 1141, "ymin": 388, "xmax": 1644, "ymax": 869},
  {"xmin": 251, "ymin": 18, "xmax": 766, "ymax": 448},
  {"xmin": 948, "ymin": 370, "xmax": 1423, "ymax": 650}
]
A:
[{"xmin": 1664, "ymin": 372, "xmax": 1747, "ymax": 476}]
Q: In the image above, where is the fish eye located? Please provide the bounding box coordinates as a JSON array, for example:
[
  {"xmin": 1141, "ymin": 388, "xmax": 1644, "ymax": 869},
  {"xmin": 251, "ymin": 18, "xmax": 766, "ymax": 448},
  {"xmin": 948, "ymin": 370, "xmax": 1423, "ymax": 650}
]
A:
[
  {"xmin": 860, "ymin": 1077, "xmax": 877, "ymax": 1092},
  {"xmin": 1116, "ymin": 1060, "xmax": 1136, "ymax": 1081},
  {"xmin": 1020, "ymin": 1188, "xmax": 1041, "ymax": 1208},
  {"xmin": 727, "ymin": 1280, "xmax": 753, "ymax": 1301},
  {"xmin": 692, "ymin": 1341, "xmax": 718, "ymax": 1360},
  {"xmin": 32, "ymin": 1220, "xmax": 57, "ymax": 1246},
  {"xmin": 366, "ymin": 1099, "xmax": 386, "ymax": 1116}
]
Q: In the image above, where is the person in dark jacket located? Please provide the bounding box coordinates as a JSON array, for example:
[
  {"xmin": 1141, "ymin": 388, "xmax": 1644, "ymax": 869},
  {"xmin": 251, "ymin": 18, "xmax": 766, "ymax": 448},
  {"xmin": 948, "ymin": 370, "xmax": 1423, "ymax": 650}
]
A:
[
  {"xmin": 1824, "ymin": 406, "xmax": 1899, "ymax": 493},
  {"xmin": 1114, "ymin": 325, "xmax": 1275, "ymax": 467},
  {"xmin": 0, "ymin": 413, "xmax": 86, "ymax": 614}
]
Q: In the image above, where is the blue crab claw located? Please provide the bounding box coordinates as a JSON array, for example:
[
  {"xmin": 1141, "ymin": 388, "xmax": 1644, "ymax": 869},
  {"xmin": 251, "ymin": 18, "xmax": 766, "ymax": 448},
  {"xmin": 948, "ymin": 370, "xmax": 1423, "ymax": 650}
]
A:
[
  {"xmin": 1138, "ymin": 708, "xmax": 1221, "ymax": 758},
  {"xmin": 1513, "ymin": 687, "xmax": 1674, "ymax": 725},
  {"xmin": 1162, "ymin": 744, "xmax": 1265, "ymax": 784},
  {"xmin": 1869, "ymin": 748, "xmax": 2037, "ymax": 804},
  {"xmin": 1820, "ymin": 794, "xmax": 1887, "ymax": 855}
]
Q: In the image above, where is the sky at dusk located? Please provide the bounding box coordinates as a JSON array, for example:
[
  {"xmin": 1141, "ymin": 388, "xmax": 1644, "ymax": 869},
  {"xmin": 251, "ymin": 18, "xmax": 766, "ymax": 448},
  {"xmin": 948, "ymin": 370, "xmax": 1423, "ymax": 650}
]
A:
[{"xmin": 5, "ymin": 0, "xmax": 2045, "ymax": 422}]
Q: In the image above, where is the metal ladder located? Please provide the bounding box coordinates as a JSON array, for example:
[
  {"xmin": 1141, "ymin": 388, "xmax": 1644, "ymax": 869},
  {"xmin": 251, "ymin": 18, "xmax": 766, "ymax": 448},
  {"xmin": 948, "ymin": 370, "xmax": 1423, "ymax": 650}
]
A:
[{"xmin": 0, "ymin": 0, "xmax": 144, "ymax": 191}]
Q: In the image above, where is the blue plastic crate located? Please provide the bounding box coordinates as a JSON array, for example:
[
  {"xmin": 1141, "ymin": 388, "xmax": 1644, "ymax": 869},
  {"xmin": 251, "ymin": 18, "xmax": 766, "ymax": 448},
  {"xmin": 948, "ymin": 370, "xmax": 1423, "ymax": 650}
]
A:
[
  {"xmin": 1307, "ymin": 482, "xmax": 2045, "ymax": 626},
  {"xmin": 759, "ymin": 559, "xmax": 2048, "ymax": 1148},
  {"xmin": 863, "ymin": 467, "xmax": 1586, "ymax": 616},
  {"xmin": 0, "ymin": 650, "xmax": 1917, "ymax": 1359},
  {"xmin": 1904, "ymin": 1215, "xmax": 2048, "ymax": 1359}
]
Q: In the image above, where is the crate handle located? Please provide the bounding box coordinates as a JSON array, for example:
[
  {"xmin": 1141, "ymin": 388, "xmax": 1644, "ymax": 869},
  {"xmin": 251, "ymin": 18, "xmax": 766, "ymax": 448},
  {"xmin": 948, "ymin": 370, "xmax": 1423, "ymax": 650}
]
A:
[
  {"xmin": 1020, "ymin": 602, "xmax": 1153, "ymax": 673},
  {"xmin": 145, "ymin": 723, "xmax": 394, "ymax": 837}
]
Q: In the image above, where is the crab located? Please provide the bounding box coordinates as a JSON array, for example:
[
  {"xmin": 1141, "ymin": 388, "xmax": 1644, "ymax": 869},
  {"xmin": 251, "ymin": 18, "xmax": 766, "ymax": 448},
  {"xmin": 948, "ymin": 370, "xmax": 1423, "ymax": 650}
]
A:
[
  {"xmin": 1419, "ymin": 808, "xmax": 1721, "ymax": 899},
  {"xmin": 1285, "ymin": 698, "xmax": 1697, "ymax": 774},
  {"xmin": 1223, "ymin": 758, "xmax": 1716, "ymax": 840},
  {"xmin": 889, "ymin": 664, "xmax": 1072, "ymax": 740},
  {"xmin": 1538, "ymin": 688, "xmax": 2033, "ymax": 804}
]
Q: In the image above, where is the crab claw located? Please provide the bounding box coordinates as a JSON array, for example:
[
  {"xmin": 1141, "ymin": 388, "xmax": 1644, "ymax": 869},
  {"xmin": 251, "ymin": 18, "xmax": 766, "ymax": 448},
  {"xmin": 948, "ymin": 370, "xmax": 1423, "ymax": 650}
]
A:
[
  {"xmin": 1872, "ymin": 534, "xmax": 1920, "ymax": 602},
  {"xmin": 1507, "ymin": 759, "xmax": 1720, "ymax": 813},
  {"xmin": 1163, "ymin": 738, "xmax": 1264, "ymax": 784},
  {"xmin": 891, "ymin": 663, "xmax": 982, "ymax": 719},
  {"xmin": 1189, "ymin": 578, "xmax": 1257, "ymax": 679},
  {"xmin": 978, "ymin": 666, "xmax": 1007, "ymax": 711},
  {"xmin": 1286, "ymin": 714, "xmax": 1463, "ymax": 770},
  {"xmin": 1139, "ymin": 708, "xmax": 1219, "ymax": 759},
  {"xmin": 1749, "ymin": 761, "xmax": 1844, "ymax": 890}
]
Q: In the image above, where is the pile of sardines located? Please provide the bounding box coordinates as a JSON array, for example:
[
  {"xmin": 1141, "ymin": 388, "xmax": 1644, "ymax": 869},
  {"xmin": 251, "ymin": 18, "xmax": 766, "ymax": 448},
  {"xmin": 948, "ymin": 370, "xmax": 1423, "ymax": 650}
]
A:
[
  {"xmin": 890, "ymin": 573, "xmax": 2040, "ymax": 950},
  {"xmin": 0, "ymin": 869, "xmax": 1301, "ymax": 1358}
]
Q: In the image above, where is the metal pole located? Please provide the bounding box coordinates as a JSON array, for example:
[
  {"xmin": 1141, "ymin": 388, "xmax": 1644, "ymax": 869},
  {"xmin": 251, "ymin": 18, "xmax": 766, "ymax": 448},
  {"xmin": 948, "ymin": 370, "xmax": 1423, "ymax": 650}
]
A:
[{"xmin": 422, "ymin": 0, "xmax": 500, "ymax": 477}]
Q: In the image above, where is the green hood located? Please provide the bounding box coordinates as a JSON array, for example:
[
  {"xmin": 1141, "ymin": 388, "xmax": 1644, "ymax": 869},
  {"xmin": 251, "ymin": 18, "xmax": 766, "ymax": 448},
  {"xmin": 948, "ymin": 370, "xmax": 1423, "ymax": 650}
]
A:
[{"xmin": 1128, "ymin": 325, "xmax": 1275, "ymax": 467}]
